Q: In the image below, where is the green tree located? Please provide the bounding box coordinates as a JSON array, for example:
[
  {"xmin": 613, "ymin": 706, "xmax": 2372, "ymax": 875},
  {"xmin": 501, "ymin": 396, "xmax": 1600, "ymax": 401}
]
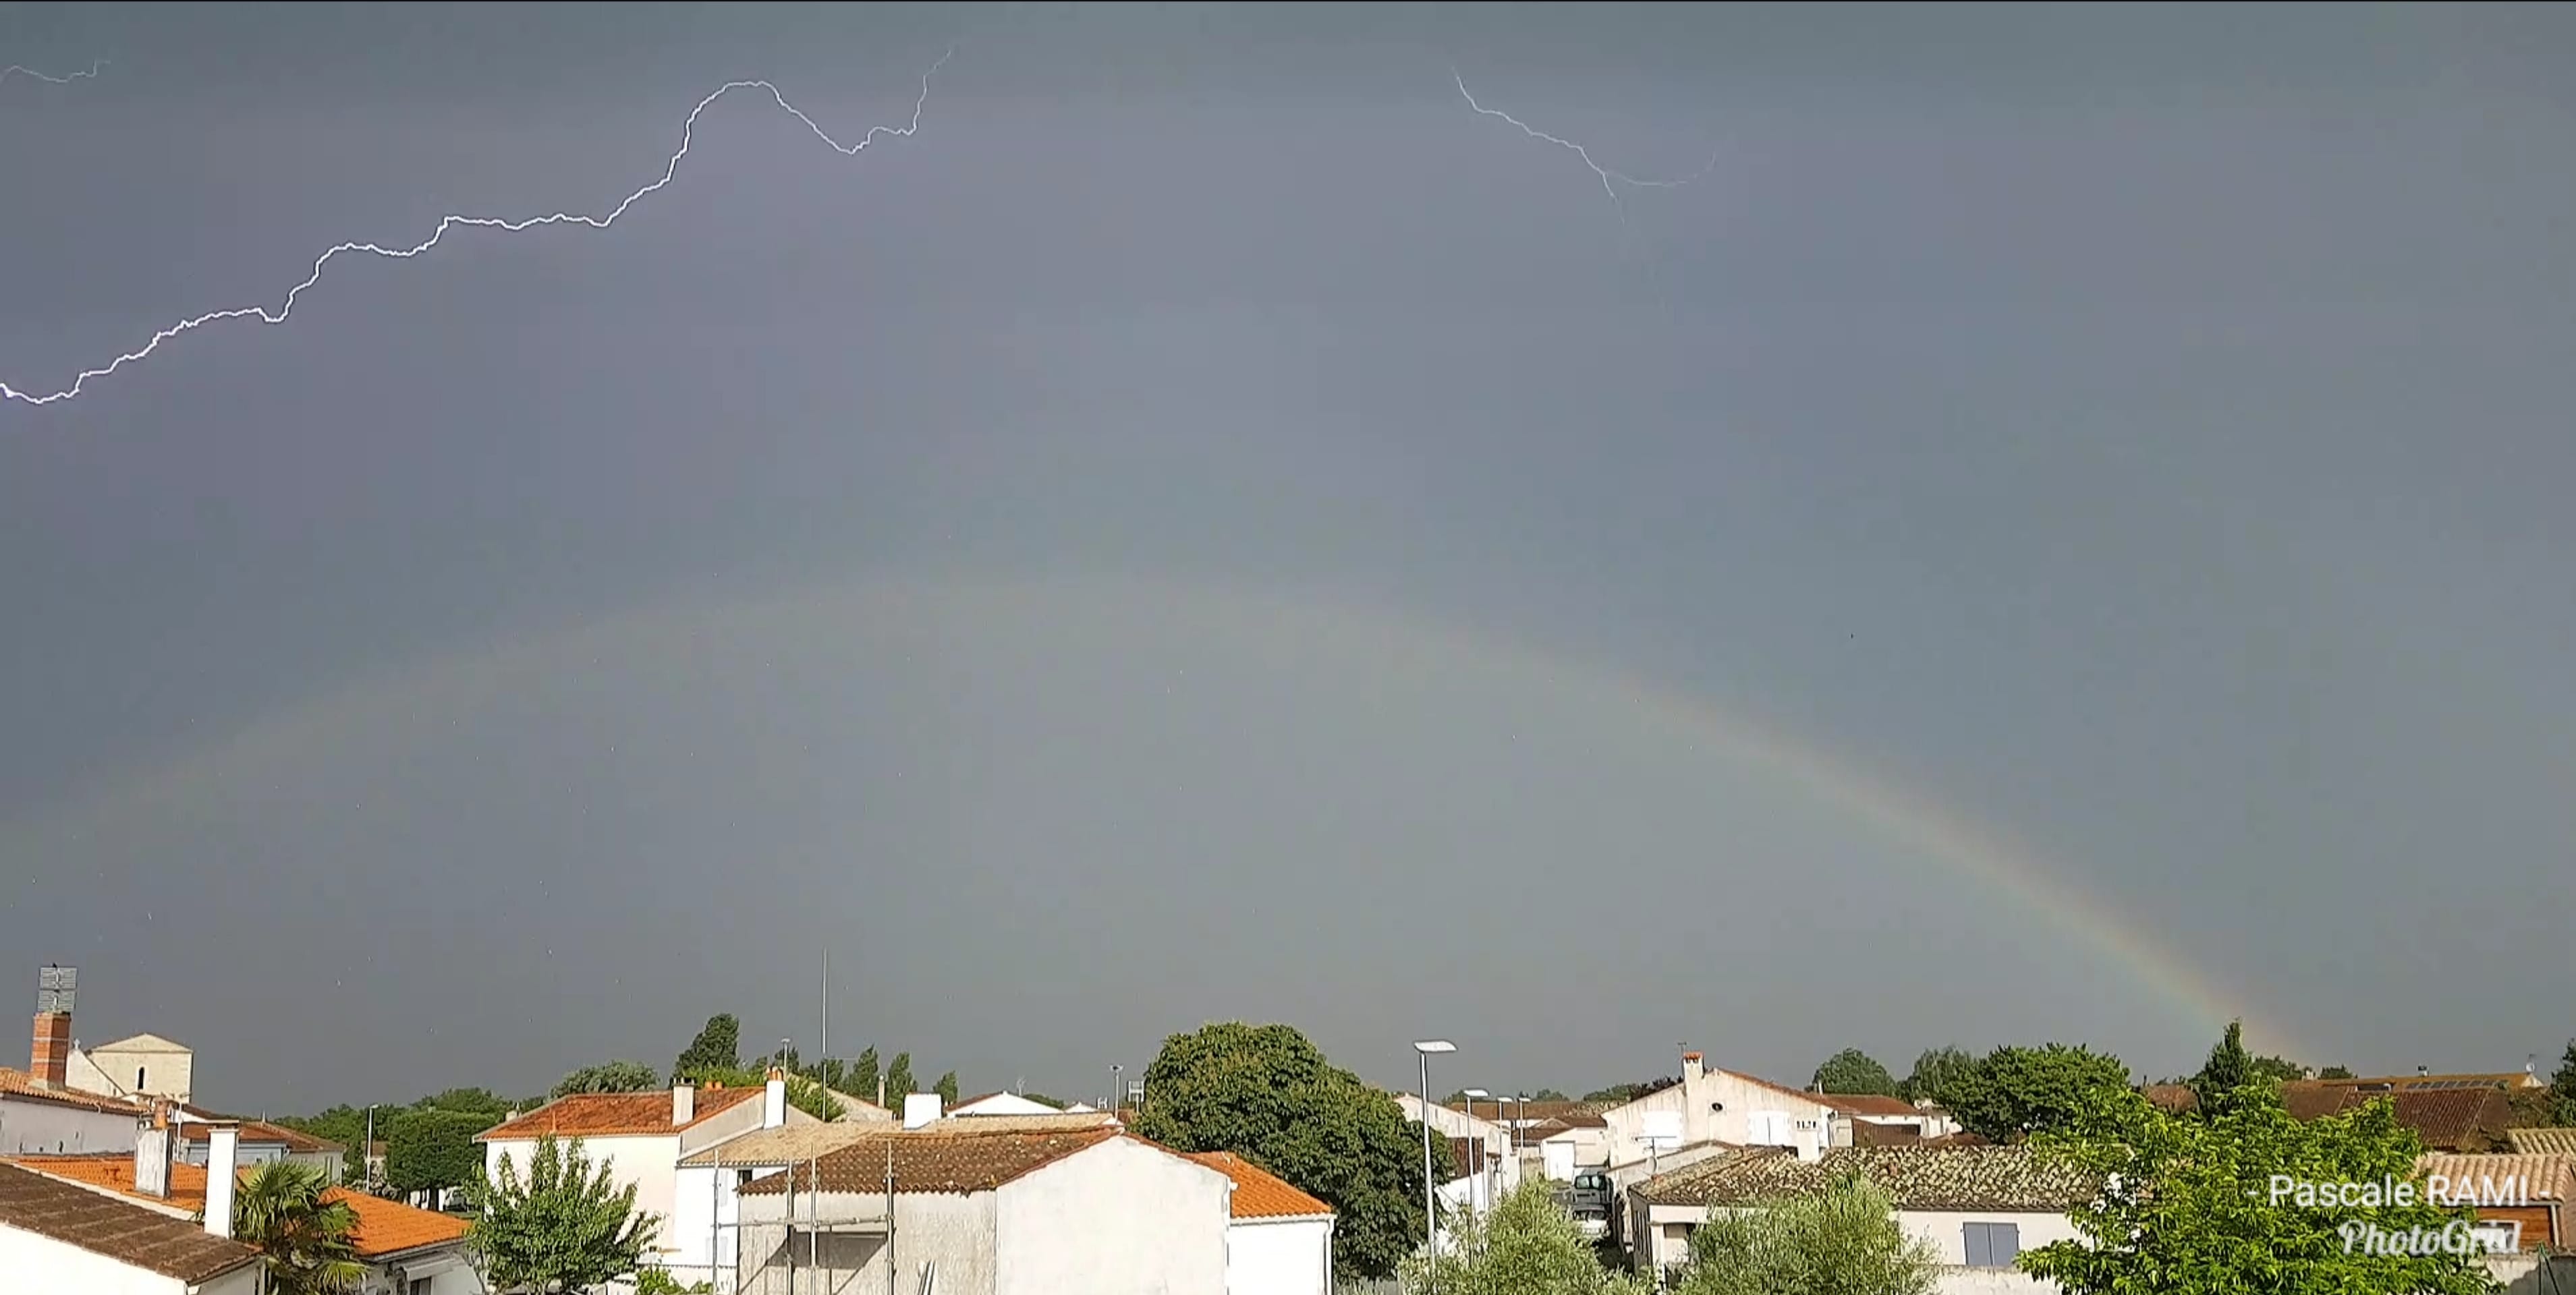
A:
[
  {"xmin": 673, "ymin": 1013, "xmax": 740, "ymax": 1084},
  {"xmin": 229, "ymin": 1159, "xmax": 365, "ymax": 1295},
  {"xmin": 2551, "ymin": 1039, "xmax": 2576, "ymax": 1124},
  {"xmin": 554, "ymin": 1060, "xmax": 663, "ymax": 1097},
  {"xmin": 1400, "ymin": 1177, "xmax": 1646, "ymax": 1295},
  {"xmin": 1899, "ymin": 1045, "xmax": 1978, "ymax": 1106},
  {"xmin": 934, "ymin": 1070, "xmax": 960, "ymax": 1106},
  {"xmin": 2252, "ymin": 1055, "xmax": 2313, "ymax": 1085},
  {"xmin": 2022, "ymin": 1084, "xmax": 2498, "ymax": 1295},
  {"xmin": 1135, "ymin": 1021, "xmax": 1438, "ymax": 1279},
  {"xmin": 387, "ymin": 1108, "xmax": 497, "ymax": 1196},
  {"xmin": 416, "ymin": 1087, "xmax": 522, "ymax": 1118},
  {"xmin": 1811, "ymin": 1048, "xmax": 1901, "ymax": 1097},
  {"xmin": 885, "ymin": 1052, "xmax": 916, "ymax": 1103},
  {"xmin": 2318, "ymin": 1065, "xmax": 2357, "ymax": 1081},
  {"xmin": 466, "ymin": 1134, "xmax": 659, "ymax": 1295},
  {"xmin": 273, "ymin": 1107, "xmax": 372, "ymax": 1184},
  {"xmin": 1673, "ymin": 1169, "xmax": 1938, "ymax": 1295},
  {"xmin": 679, "ymin": 1064, "xmax": 840, "ymax": 1123},
  {"xmin": 2193, "ymin": 1019, "xmax": 2258, "ymax": 1116},
  {"xmin": 1581, "ymin": 1077, "xmax": 1678, "ymax": 1104},
  {"xmin": 1530, "ymin": 1088, "xmax": 1571, "ymax": 1102},
  {"xmin": 849, "ymin": 1047, "xmax": 882, "ymax": 1101},
  {"xmin": 1943, "ymin": 1045, "xmax": 2132, "ymax": 1143}
]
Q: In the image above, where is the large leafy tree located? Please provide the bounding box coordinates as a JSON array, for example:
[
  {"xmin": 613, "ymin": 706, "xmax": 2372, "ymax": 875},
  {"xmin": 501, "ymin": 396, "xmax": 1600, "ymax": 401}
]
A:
[
  {"xmin": 2193, "ymin": 1019, "xmax": 2258, "ymax": 1115},
  {"xmin": 1134, "ymin": 1021, "xmax": 1438, "ymax": 1278},
  {"xmin": 1811, "ymin": 1048, "xmax": 1901, "ymax": 1097},
  {"xmin": 1674, "ymin": 1170, "xmax": 1938, "ymax": 1295},
  {"xmin": 884, "ymin": 1052, "xmax": 917, "ymax": 1104},
  {"xmin": 847, "ymin": 1047, "xmax": 882, "ymax": 1101},
  {"xmin": 672, "ymin": 1014, "xmax": 740, "ymax": 1083},
  {"xmin": 387, "ymin": 1108, "xmax": 499, "ymax": 1197},
  {"xmin": 466, "ymin": 1134, "xmax": 659, "ymax": 1294},
  {"xmin": 1899, "ymin": 1045, "xmax": 1978, "ymax": 1107},
  {"xmin": 1581, "ymin": 1077, "xmax": 1679, "ymax": 1104},
  {"xmin": 1401, "ymin": 1177, "xmax": 1646, "ymax": 1294},
  {"xmin": 1942, "ymin": 1044, "xmax": 2132, "ymax": 1143},
  {"xmin": 2023, "ymin": 1084, "xmax": 2497, "ymax": 1295},
  {"xmin": 554, "ymin": 1060, "xmax": 663, "ymax": 1097},
  {"xmin": 934, "ymin": 1070, "xmax": 961, "ymax": 1106},
  {"xmin": 230, "ymin": 1160, "xmax": 366, "ymax": 1295}
]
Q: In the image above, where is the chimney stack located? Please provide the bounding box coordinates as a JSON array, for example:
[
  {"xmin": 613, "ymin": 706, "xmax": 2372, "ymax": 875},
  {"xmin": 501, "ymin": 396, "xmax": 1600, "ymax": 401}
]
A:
[
  {"xmin": 134, "ymin": 1105, "xmax": 174, "ymax": 1199},
  {"xmin": 29, "ymin": 1011, "xmax": 70, "ymax": 1087},
  {"xmin": 1681, "ymin": 1051, "xmax": 1705, "ymax": 1083},
  {"xmin": 202, "ymin": 1124, "xmax": 240, "ymax": 1240},
  {"xmin": 762, "ymin": 1068, "xmax": 788, "ymax": 1129},
  {"xmin": 673, "ymin": 1083, "xmax": 696, "ymax": 1127},
  {"xmin": 903, "ymin": 1093, "xmax": 943, "ymax": 1130}
]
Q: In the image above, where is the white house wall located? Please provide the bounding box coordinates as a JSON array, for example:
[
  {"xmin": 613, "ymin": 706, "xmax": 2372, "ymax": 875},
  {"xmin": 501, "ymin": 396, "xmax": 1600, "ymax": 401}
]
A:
[
  {"xmin": 1225, "ymin": 1215, "xmax": 1333, "ymax": 1295},
  {"xmin": 82, "ymin": 1043, "xmax": 194, "ymax": 1104},
  {"xmin": 735, "ymin": 1186, "xmax": 996, "ymax": 1295},
  {"xmin": 995, "ymin": 1138, "xmax": 1229, "ymax": 1295},
  {"xmin": 0, "ymin": 1095, "xmax": 137, "ymax": 1155},
  {"xmin": 1899, "ymin": 1208, "xmax": 2082, "ymax": 1269},
  {"xmin": 487, "ymin": 1132, "xmax": 678, "ymax": 1261}
]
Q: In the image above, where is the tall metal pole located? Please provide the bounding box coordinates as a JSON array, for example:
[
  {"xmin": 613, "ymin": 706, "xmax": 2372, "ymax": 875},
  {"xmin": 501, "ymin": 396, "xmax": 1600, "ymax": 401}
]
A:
[
  {"xmin": 821, "ymin": 951, "xmax": 829, "ymax": 1084},
  {"xmin": 883, "ymin": 1076, "xmax": 896, "ymax": 1295}
]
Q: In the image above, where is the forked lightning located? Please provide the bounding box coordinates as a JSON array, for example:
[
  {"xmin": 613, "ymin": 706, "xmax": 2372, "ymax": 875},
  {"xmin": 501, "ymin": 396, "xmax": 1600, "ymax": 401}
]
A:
[
  {"xmin": 1, "ymin": 51, "xmax": 951, "ymax": 409},
  {"xmin": 1453, "ymin": 67, "xmax": 1718, "ymax": 221},
  {"xmin": 0, "ymin": 60, "xmax": 105, "ymax": 86}
]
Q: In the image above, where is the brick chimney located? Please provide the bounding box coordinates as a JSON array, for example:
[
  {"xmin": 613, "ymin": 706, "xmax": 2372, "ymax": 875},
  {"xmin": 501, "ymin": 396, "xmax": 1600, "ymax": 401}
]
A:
[{"xmin": 30, "ymin": 1010, "xmax": 71, "ymax": 1087}]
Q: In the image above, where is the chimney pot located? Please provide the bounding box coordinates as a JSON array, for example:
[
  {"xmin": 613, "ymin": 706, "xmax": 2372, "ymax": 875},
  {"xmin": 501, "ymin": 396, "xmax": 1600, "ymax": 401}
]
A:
[{"xmin": 673, "ymin": 1084, "xmax": 696, "ymax": 1126}]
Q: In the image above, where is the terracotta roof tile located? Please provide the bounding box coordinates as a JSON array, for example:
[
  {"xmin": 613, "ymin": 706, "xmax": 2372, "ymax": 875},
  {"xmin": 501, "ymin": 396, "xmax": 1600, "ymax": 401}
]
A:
[
  {"xmin": 8, "ymin": 1153, "xmax": 468, "ymax": 1259},
  {"xmin": 1638, "ymin": 1145, "xmax": 2096, "ymax": 1211},
  {"xmin": 0, "ymin": 1067, "xmax": 149, "ymax": 1116},
  {"xmin": 2283, "ymin": 1084, "xmax": 2521, "ymax": 1151},
  {"xmin": 1186, "ymin": 1152, "xmax": 1334, "ymax": 1219},
  {"xmin": 478, "ymin": 1086, "xmax": 761, "ymax": 1142},
  {"xmin": 741, "ymin": 1126, "xmax": 1123, "ymax": 1196},
  {"xmin": 0, "ymin": 1161, "xmax": 262, "ymax": 1283},
  {"xmin": 2417, "ymin": 1154, "xmax": 2575, "ymax": 1204},
  {"xmin": 2507, "ymin": 1129, "xmax": 2576, "ymax": 1157},
  {"xmin": 2139, "ymin": 1084, "xmax": 2201, "ymax": 1114}
]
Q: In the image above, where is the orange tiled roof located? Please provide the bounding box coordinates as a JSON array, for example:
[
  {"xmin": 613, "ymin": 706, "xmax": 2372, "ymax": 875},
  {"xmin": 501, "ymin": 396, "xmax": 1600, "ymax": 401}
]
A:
[
  {"xmin": 0, "ymin": 1067, "xmax": 149, "ymax": 1116},
  {"xmin": 742, "ymin": 1126, "xmax": 1123, "ymax": 1196},
  {"xmin": 0, "ymin": 1163, "xmax": 260, "ymax": 1284},
  {"xmin": 7, "ymin": 1153, "xmax": 466, "ymax": 1258},
  {"xmin": 477, "ymin": 1086, "xmax": 762, "ymax": 1142},
  {"xmin": 1185, "ymin": 1151, "xmax": 1334, "ymax": 1219}
]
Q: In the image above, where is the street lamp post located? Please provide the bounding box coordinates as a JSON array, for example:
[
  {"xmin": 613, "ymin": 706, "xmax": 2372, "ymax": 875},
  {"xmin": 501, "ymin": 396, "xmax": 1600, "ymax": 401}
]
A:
[{"xmin": 1413, "ymin": 1041, "xmax": 1457, "ymax": 1268}]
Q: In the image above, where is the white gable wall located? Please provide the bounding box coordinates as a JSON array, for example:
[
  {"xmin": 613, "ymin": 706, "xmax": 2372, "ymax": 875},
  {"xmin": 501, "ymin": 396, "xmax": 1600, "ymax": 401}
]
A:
[{"xmin": 995, "ymin": 1137, "xmax": 1229, "ymax": 1295}]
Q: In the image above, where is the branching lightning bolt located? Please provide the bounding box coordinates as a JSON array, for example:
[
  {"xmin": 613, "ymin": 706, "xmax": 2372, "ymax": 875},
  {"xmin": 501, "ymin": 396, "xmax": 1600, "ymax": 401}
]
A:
[
  {"xmin": 0, "ymin": 60, "xmax": 105, "ymax": 86},
  {"xmin": 1453, "ymin": 67, "xmax": 1718, "ymax": 225},
  {"xmin": 2, "ymin": 49, "xmax": 952, "ymax": 409}
]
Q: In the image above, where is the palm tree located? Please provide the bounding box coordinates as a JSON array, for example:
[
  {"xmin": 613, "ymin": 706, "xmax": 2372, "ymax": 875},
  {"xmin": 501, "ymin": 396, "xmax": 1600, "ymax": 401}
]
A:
[{"xmin": 229, "ymin": 1160, "xmax": 366, "ymax": 1294}]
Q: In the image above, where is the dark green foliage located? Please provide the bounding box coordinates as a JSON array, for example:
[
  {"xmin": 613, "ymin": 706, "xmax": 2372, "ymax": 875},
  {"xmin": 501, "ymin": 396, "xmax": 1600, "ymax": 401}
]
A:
[
  {"xmin": 553, "ymin": 1060, "xmax": 662, "ymax": 1097},
  {"xmin": 2318, "ymin": 1065, "xmax": 2357, "ymax": 1081},
  {"xmin": 884, "ymin": 1052, "xmax": 916, "ymax": 1103},
  {"xmin": 231, "ymin": 1160, "xmax": 366, "ymax": 1295},
  {"xmin": 1674, "ymin": 1170, "xmax": 1937, "ymax": 1295},
  {"xmin": 1581, "ymin": 1077, "xmax": 1679, "ymax": 1104},
  {"xmin": 386, "ymin": 1108, "xmax": 496, "ymax": 1195},
  {"xmin": 465, "ymin": 1135, "xmax": 657, "ymax": 1294},
  {"xmin": 1941, "ymin": 1044, "xmax": 2133, "ymax": 1143},
  {"xmin": 2023, "ymin": 1086, "xmax": 2500, "ymax": 1295},
  {"xmin": 1812, "ymin": 1048, "xmax": 1901, "ymax": 1097},
  {"xmin": 1530, "ymin": 1088, "xmax": 1571, "ymax": 1102},
  {"xmin": 1900, "ymin": 1046, "xmax": 1979, "ymax": 1106},
  {"xmin": 849, "ymin": 1047, "xmax": 881, "ymax": 1101},
  {"xmin": 672, "ymin": 1014, "xmax": 740, "ymax": 1084},
  {"xmin": 1133, "ymin": 1021, "xmax": 1436, "ymax": 1279},
  {"xmin": 2552, "ymin": 1040, "xmax": 2576, "ymax": 1125},
  {"xmin": 934, "ymin": 1071, "xmax": 960, "ymax": 1105}
]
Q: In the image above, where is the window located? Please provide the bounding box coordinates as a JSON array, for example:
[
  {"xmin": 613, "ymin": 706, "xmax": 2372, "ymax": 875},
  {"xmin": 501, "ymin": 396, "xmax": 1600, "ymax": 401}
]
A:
[
  {"xmin": 136, "ymin": 1066, "xmax": 146, "ymax": 1091},
  {"xmin": 408, "ymin": 1279, "xmax": 432, "ymax": 1295},
  {"xmin": 1962, "ymin": 1221, "xmax": 2021, "ymax": 1267}
]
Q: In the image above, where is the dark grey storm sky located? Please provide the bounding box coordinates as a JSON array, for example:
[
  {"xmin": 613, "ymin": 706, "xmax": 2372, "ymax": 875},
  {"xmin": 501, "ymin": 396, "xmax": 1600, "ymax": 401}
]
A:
[{"xmin": 3, "ymin": 3, "xmax": 2571, "ymax": 1113}]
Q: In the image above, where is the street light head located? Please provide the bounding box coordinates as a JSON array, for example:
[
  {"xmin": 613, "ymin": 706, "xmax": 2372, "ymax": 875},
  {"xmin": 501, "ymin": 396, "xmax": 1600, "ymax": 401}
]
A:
[
  {"xmin": 1462, "ymin": 1087, "xmax": 1491, "ymax": 1099},
  {"xmin": 1412, "ymin": 1040, "xmax": 1457, "ymax": 1055}
]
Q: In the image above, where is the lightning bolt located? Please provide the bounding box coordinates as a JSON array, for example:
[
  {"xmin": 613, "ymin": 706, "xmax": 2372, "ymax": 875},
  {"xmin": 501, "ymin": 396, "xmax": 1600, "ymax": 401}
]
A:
[
  {"xmin": 1453, "ymin": 67, "xmax": 1718, "ymax": 224},
  {"xmin": 1, "ymin": 49, "xmax": 952, "ymax": 409},
  {"xmin": 0, "ymin": 60, "xmax": 105, "ymax": 86}
]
